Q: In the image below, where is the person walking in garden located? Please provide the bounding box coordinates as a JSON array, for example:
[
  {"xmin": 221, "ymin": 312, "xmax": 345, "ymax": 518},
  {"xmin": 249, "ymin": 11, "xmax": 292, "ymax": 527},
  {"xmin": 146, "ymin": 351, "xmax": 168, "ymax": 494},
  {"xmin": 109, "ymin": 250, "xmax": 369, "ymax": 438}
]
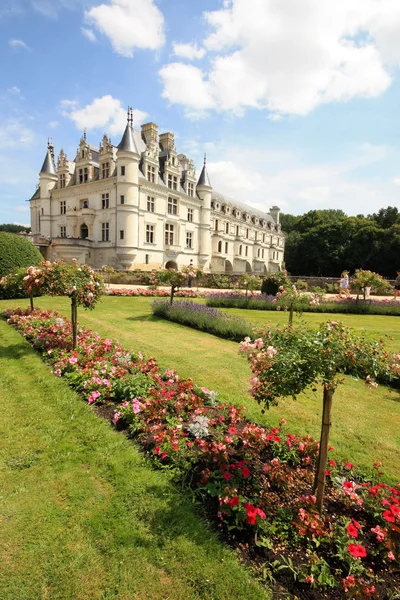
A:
[
  {"xmin": 394, "ymin": 269, "xmax": 400, "ymax": 300},
  {"xmin": 339, "ymin": 271, "xmax": 350, "ymax": 298}
]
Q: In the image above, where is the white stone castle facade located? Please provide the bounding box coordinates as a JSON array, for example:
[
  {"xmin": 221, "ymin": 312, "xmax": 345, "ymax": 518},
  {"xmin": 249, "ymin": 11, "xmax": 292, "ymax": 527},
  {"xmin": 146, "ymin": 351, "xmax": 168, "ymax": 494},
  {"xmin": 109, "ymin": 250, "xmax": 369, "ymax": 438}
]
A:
[{"xmin": 29, "ymin": 110, "xmax": 284, "ymax": 273}]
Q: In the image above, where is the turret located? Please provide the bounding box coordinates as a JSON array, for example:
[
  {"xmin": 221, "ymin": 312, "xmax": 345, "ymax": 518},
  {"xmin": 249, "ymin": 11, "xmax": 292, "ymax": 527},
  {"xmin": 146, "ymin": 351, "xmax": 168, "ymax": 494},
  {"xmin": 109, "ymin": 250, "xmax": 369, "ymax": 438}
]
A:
[
  {"xmin": 196, "ymin": 154, "xmax": 212, "ymax": 269},
  {"xmin": 39, "ymin": 139, "xmax": 57, "ymax": 236},
  {"xmin": 116, "ymin": 108, "xmax": 140, "ymax": 256}
]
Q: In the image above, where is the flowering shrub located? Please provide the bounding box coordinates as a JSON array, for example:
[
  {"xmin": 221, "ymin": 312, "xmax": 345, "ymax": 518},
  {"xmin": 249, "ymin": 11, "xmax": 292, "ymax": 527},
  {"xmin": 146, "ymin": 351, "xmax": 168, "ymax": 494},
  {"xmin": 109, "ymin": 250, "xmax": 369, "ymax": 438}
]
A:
[
  {"xmin": 108, "ymin": 287, "xmax": 199, "ymax": 298},
  {"xmin": 3, "ymin": 307, "xmax": 400, "ymax": 598},
  {"xmin": 261, "ymin": 271, "xmax": 290, "ymax": 295},
  {"xmin": 152, "ymin": 299, "xmax": 251, "ymax": 341},
  {"xmin": 157, "ymin": 266, "xmax": 203, "ymax": 304},
  {"xmin": 240, "ymin": 321, "xmax": 399, "ymax": 514}
]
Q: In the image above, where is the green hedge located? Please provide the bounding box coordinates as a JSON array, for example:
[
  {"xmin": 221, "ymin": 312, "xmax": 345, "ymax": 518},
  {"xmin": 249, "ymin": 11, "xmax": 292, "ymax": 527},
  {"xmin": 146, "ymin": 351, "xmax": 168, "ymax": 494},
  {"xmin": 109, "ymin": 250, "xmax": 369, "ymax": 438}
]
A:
[{"xmin": 0, "ymin": 232, "xmax": 43, "ymax": 279}]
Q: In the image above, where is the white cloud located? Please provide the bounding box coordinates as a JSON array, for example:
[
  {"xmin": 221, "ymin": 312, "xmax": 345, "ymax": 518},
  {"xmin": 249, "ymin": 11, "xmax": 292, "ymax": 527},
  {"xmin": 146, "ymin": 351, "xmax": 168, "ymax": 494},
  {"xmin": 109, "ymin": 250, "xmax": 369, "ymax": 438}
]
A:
[
  {"xmin": 393, "ymin": 177, "xmax": 400, "ymax": 185},
  {"xmin": 0, "ymin": 119, "xmax": 35, "ymax": 148},
  {"xmin": 160, "ymin": 0, "xmax": 400, "ymax": 118},
  {"xmin": 172, "ymin": 42, "xmax": 206, "ymax": 60},
  {"xmin": 48, "ymin": 120, "xmax": 59, "ymax": 128},
  {"xmin": 7, "ymin": 86, "xmax": 21, "ymax": 95},
  {"xmin": 159, "ymin": 63, "xmax": 215, "ymax": 118},
  {"xmin": 85, "ymin": 0, "xmax": 165, "ymax": 57},
  {"xmin": 9, "ymin": 39, "xmax": 30, "ymax": 51},
  {"xmin": 15, "ymin": 205, "xmax": 30, "ymax": 212},
  {"xmin": 60, "ymin": 95, "xmax": 147, "ymax": 135},
  {"xmin": 81, "ymin": 27, "xmax": 96, "ymax": 42}
]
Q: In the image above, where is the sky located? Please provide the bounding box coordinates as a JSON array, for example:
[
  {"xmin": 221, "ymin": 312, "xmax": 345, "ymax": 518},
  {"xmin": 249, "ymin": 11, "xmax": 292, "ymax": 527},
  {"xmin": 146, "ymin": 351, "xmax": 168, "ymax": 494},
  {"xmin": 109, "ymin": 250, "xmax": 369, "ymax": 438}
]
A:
[{"xmin": 1, "ymin": 0, "xmax": 400, "ymax": 227}]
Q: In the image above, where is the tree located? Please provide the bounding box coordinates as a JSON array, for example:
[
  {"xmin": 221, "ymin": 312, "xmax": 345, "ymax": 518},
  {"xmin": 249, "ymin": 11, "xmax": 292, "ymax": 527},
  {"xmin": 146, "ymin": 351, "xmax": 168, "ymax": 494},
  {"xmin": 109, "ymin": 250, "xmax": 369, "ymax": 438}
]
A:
[
  {"xmin": 350, "ymin": 269, "xmax": 392, "ymax": 300},
  {"xmin": 22, "ymin": 260, "xmax": 104, "ymax": 348},
  {"xmin": 157, "ymin": 266, "xmax": 202, "ymax": 304},
  {"xmin": 0, "ymin": 232, "xmax": 43, "ymax": 279},
  {"xmin": 369, "ymin": 206, "xmax": 399, "ymax": 229},
  {"xmin": 240, "ymin": 322, "xmax": 397, "ymax": 514},
  {"xmin": 280, "ymin": 213, "xmax": 300, "ymax": 234},
  {"xmin": 238, "ymin": 273, "xmax": 261, "ymax": 297},
  {"xmin": 0, "ymin": 224, "xmax": 30, "ymax": 233}
]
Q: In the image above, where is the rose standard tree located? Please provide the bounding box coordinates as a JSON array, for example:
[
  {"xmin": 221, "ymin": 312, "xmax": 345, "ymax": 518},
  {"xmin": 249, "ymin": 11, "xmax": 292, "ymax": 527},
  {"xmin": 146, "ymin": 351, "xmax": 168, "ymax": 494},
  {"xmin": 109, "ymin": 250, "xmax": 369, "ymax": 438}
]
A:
[
  {"xmin": 157, "ymin": 265, "xmax": 202, "ymax": 305},
  {"xmin": 22, "ymin": 259, "xmax": 104, "ymax": 348},
  {"xmin": 240, "ymin": 321, "xmax": 398, "ymax": 514}
]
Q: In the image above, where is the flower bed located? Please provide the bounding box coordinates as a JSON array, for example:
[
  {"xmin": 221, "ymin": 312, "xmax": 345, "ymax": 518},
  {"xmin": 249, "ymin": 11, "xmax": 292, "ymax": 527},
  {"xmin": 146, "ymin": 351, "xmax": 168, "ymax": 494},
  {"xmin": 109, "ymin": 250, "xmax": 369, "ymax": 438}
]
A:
[
  {"xmin": 2, "ymin": 306, "xmax": 400, "ymax": 599},
  {"xmin": 152, "ymin": 299, "xmax": 251, "ymax": 341},
  {"xmin": 107, "ymin": 287, "xmax": 199, "ymax": 298},
  {"xmin": 206, "ymin": 293, "xmax": 400, "ymax": 316}
]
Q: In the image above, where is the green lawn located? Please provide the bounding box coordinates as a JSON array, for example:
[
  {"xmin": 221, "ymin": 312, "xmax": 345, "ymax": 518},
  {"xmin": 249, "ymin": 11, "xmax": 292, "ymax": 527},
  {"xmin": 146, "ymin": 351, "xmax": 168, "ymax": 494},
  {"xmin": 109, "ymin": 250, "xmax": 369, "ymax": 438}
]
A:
[
  {"xmin": 2, "ymin": 295, "xmax": 399, "ymax": 484},
  {"xmin": 0, "ymin": 319, "xmax": 268, "ymax": 600}
]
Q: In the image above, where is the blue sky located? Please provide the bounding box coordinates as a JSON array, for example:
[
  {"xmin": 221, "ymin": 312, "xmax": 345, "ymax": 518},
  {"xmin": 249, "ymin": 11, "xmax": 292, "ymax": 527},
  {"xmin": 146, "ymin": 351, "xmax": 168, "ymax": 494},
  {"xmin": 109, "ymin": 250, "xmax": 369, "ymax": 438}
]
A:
[{"xmin": 1, "ymin": 0, "xmax": 400, "ymax": 227}]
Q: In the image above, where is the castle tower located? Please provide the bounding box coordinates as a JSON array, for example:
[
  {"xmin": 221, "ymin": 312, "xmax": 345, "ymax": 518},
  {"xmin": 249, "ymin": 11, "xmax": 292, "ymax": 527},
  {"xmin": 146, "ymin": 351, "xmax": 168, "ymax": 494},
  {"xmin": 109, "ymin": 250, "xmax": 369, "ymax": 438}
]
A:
[
  {"xmin": 116, "ymin": 108, "xmax": 140, "ymax": 266},
  {"xmin": 196, "ymin": 155, "xmax": 212, "ymax": 270},
  {"xmin": 38, "ymin": 139, "xmax": 57, "ymax": 236}
]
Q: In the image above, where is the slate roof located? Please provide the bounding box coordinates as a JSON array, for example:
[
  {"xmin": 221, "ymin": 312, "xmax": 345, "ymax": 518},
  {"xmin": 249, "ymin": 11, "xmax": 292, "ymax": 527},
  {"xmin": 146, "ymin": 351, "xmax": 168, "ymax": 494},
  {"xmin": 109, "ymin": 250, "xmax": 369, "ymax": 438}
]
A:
[
  {"xmin": 211, "ymin": 190, "xmax": 275, "ymax": 223},
  {"xmin": 40, "ymin": 149, "xmax": 56, "ymax": 175}
]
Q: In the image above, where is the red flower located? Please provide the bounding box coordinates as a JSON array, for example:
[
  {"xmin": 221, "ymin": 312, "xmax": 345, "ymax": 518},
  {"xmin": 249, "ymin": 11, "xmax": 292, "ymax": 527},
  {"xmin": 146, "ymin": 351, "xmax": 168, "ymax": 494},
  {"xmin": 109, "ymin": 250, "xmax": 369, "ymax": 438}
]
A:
[
  {"xmin": 273, "ymin": 435, "xmax": 281, "ymax": 443},
  {"xmin": 229, "ymin": 496, "xmax": 239, "ymax": 507},
  {"xmin": 348, "ymin": 544, "xmax": 367, "ymax": 558},
  {"xmin": 228, "ymin": 426, "xmax": 237, "ymax": 434},
  {"xmin": 383, "ymin": 509, "xmax": 395, "ymax": 523},
  {"xmin": 343, "ymin": 481, "xmax": 354, "ymax": 491},
  {"xmin": 346, "ymin": 523, "xmax": 359, "ymax": 538},
  {"xmin": 154, "ymin": 446, "xmax": 160, "ymax": 455},
  {"xmin": 345, "ymin": 461, "xmax": 355, "ymax": 469},
  {"xmin": 329, "ymin": 459, "xmax": 336, "ymax": 467},
  {"xmin": 245, "ymin": 502, "xmax": 266, "ymax": 524},
  {"xmin": 241, "ymin": 467, "xmax": 251, "ymax": 478},
  {"xmin": 221, "ymin": 464, "xmax": 228, "ymax": 471},
  {"xmin": 161, "ymin": 451, "xmax": 168, "ymax": 460},
  {"xmin": 223, "ymin": 472, "xmax": 232, "ymax": 482}
]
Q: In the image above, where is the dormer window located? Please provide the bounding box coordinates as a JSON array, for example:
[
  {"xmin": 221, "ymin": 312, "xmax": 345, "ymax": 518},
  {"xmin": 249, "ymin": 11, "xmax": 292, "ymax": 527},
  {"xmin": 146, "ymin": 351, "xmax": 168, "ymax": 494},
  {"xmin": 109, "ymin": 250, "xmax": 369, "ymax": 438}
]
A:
[
  {"xmin": 59, "ymin": 174, "xmax": 66, "ymax": 188},
  {"xmin": 168, "ymin": 174, "xmax": 178, "ymax": 190},
  {"xmin": 79, "ymin": 168, "xmax": 88, "ymax": 184},
  {"xmin": 102, "ymin": 162, "xmax": 110, "ymax": 179},
  {"xmin": 188, "ymin": 182, "xmax": 194, "ymax": 197},
  {"xmin": 147, "ymin": 165, "xmax": 156, "ymax": 183}
]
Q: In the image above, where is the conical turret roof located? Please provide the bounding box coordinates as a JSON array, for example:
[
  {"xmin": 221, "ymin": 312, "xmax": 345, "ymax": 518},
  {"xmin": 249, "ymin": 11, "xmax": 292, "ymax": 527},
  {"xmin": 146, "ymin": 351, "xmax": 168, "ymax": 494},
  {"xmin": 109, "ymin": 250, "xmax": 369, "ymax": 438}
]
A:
[
  {"xmin": 197, "ymin": 155, "xmax": 212, "ymax": 187},
  {"xmin": 118, "ymin": 107, "xmax": 140, "ymax": 154},
  {"xmin": 40, "ymin": 144, "xmax": 56, "ymax": 175}
]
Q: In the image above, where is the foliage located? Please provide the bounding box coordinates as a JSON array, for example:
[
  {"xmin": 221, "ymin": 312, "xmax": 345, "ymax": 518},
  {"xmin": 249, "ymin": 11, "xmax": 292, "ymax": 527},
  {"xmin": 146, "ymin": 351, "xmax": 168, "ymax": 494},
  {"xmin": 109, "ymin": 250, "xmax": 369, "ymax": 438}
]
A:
[
  {"xmin": 237, "ymin": 273, "xmax": 262, "ymax": 296},
  {"xmin": 283, "ymin": 208, "xmax": 400, "ymax": 277},
  {"xmin": 157, "ymin": 266, "xmax": 202, "ymax": 304},
  {"xmin": 0, "ymin": 268, "xmax": 32, "ymax": 300},
  {"xmin": 152, "ymin": 299, "xmax": 251, "ymax": 341},
  {"xmin": 3, "ymin": 307, "xmax": 400, "ymax": 599},
  {"xmin": 294, "ymin": 279, "xmax": 309, "ymax": 291},
  {"xmin": 0, "ymin": 232, "xmax": 43, "ymax": 279},
  {"xmin": 206, "ymin": 293, "xmax": 400, "ymax": 316},
  {"xmin": 351, "ymin": 269, "xmax": 393, "ymax": 300},
  {"xmin": 0, "ymin": 223, "xmax": 30, "ymax": 233},
  {"xmin": 108, "ymin": 287, "xmax": 198, "ymax": 298},
  {"xmin": 261, "ymin": 271, "xmax": 290, "ymax": 295}
]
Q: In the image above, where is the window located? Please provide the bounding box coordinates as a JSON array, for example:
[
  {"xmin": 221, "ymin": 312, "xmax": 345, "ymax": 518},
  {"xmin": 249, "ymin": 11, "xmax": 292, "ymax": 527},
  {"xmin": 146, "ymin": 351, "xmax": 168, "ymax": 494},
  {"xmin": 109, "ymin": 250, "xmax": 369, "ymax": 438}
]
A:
[
  {"xmin": 246, "ymin": 228, "xmax": 249, "ymax": 239},
  {"xmin": 186, "ymin": 231, "xmax": 193, "ymax": 249},
  {"xmin": 188, "ymin": 182, "xmax": 194, "ymax": 197},
  {"xmin": 102, "ymin": 193, "xmax": 110, "ymax": 209},
  {"xmin": 145, "ymin": 254, "xmax": 149, "ymax": 265},
  {"xmin": 168, "ymin": 174, "xmax": 178, "ymax": 190},
  {"xmin": 217, "ymin": 241, "xmax": 222, "ymax": 253},
  {"xmin": 239, "ymin": 244, "xmax": 242, "ymax": 255},
  {"xmin": 101, "ymin": 223, "xmax": 109, "ymax": 241},
  {"xmin": 119, "ymin": 230, "xmax": 124, "ymax": 240},
  {"xmin": 165, "ymin": 223, "xmax": 174, "ymax": 245},
  {"xmin": 187, "ymin": 208, "xmax": 193, "ymax": 222},
  {"xmin": 262, "ymin": 249, "xmax": 265, "ymax": 258},
  {"xmin": 236, "ymin": 225, "xmax": 239, "ymax": 236},
  {"xmin": 255, "ymin": 232, "xmax": 257, "ymax": 242},
  {"xmin": 147, "ymin": 196, "xmax": 155, "ymax": 212},
  {"xmin": 102, "ymin": 162, "xmax": 110, "ymax": 179},
  {"xmin": 60, "ymin": 226, "xmax": 66, "ymax": 238},
  {"xmin": 120, "ymin": 166, "xmax": 125, "ymax": 176},
  {"xmin": 215, "ymin": 219, "xmax": 219, "ymax": 231},
  {"xmin": 146, "ymin": 224, "xmax": 155, "ymax": 244},
  {"xmin": 258, "ymin": 248, "xmax": 261, "ymax": 258},
  {"xmin": 59, "ymin": 174, "xmax": 66, "ymax": 188},
  {"xmin": 225, "ymin": 242, "xmax": 228, "ymax": 253},
  {"xmin": 147, "ymin": 165, "xmax": 156, "ymax": 183},
  {"xmin": 78, "ymin": 168, "xmax": 88, "ymax": 183},
  {"xmin": 263, "ymin": 233, "xmax": 266, "ymax": 243},
  {"xmin": 60, "ymin": 201, "xmax": 66, "ymax": 215},
  {"xmin": 225, "ymin": 222, "xmax": 229, "ymax": 234},
  {"xmin": 167, "ymin": 197, "xmax": 178, "ymax": 215},
  {"xmin": 120, "ymin": 195, "xmax": 125, "ymax": 204},
  {"xmin": 245, "ymin": 246, "xmax": 248, "ymax": 256}
]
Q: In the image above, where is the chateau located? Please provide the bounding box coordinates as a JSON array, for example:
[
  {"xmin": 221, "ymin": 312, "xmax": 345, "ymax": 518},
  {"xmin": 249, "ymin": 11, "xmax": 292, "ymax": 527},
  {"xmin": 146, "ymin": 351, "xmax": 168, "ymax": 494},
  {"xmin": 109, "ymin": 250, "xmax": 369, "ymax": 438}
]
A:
[{"xmin": 29, "ymin": 109, "xmax": 285, "ymax": 273}]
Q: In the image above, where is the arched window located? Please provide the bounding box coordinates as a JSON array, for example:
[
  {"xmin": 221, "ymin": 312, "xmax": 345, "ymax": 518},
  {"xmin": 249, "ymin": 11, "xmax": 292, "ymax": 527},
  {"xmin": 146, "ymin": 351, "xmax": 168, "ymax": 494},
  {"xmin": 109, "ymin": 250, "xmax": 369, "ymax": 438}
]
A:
[
  {"xmin": 218, "ymin": 241, "xmax": 222, "ymax": 253},
  {"xmin": 257, "ymin": 248, "xmax": 260, "ymax": 258},
  {"xmin": 239, "ymin": 244, "xmax": 242, "ymax": 255}
]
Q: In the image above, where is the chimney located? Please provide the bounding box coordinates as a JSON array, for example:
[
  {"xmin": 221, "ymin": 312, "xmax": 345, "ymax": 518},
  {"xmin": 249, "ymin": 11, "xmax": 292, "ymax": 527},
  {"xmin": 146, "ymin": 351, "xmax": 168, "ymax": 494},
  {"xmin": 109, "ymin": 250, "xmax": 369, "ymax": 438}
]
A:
[
  {"xmin": 269, "ymin": 206, "xmax": 280, "ymax": 224},
  {"xmin": 141, "ymin": 122, "xmax": 158, "ymax": 145},
  {"xmin": 159, "ymin": 132, "xmax": 175, "ymax": 151}
]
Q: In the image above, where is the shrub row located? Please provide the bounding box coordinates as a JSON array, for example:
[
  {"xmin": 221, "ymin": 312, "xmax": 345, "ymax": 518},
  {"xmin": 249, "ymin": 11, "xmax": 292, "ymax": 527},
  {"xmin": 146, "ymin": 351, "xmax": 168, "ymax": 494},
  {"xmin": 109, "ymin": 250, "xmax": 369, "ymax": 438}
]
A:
[
  {"xmin": 206, "ymin": 293, "xmax": 400, "ymax": 316},
  {"xmin": 152, "ymin": 299, "xmax": 251, "ymax": 341},
  {"xmin": 108, "ymin": 288, "xmax": 199, "ymax": 298},
  {"xmin": 2, "ymin": 306, "xmax": 399, "ymax": 599}
]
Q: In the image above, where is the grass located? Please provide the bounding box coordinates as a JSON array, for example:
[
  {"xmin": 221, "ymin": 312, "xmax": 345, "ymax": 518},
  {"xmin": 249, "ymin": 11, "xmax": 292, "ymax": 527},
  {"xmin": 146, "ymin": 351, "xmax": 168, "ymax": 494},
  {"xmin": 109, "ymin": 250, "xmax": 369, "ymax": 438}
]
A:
[
  {"xmin": 2, "ymin": 296, "xmax": 399, "ymax": 484},
  {"xmin": 0, "ymin": 319, "xmax": 268, "ymax": 600}
]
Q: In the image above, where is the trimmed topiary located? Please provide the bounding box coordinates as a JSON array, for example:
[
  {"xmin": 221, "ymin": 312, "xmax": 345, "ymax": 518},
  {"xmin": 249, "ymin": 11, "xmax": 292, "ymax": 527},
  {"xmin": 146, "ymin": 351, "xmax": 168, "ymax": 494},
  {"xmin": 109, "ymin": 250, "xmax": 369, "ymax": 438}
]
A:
[{"xmin": 0, "ymin": 232, "xmax": 43, "ymax": 279}]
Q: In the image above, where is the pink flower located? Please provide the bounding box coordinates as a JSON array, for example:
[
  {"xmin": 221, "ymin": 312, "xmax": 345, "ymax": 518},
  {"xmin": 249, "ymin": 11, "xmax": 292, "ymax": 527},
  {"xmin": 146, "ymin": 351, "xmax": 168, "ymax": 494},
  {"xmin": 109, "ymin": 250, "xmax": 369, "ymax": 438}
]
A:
[
  {"xmin": 69, "ymin": 357, "xmax": 78, "ymax": 364},
  {"xmin": 154, "ymin": 446, "xmax": 160, "ymax": 455},
  {"xmin": 112, "ymin": 411, "xmax": 121, "ymax": 423},
  {"xmin": 387, "ymin": 551, "xmax": 395, "ymax": 561},
  {"xmin": 88, "ymin": 390, "xmax": 100, "ymax": 404},
  {"xmin": 281, "ymin": 418, "xmax": 287, "ymax": 425}
]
